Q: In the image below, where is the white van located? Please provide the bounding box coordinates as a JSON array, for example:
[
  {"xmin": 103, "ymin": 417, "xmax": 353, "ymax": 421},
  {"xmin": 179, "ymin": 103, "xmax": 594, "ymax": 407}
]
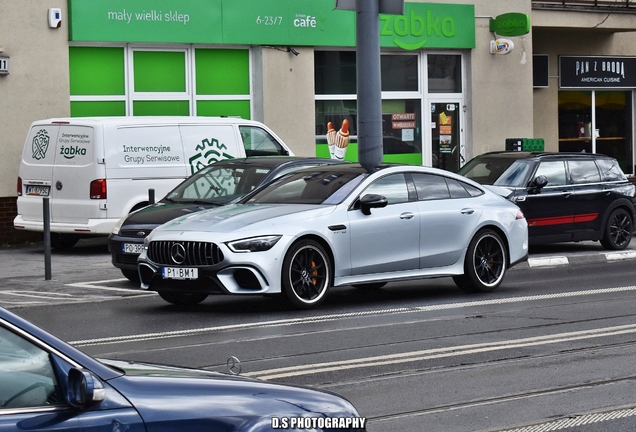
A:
[{"xmin": 14, "ymin": 116, "xmax": 293, "ymax": 248}]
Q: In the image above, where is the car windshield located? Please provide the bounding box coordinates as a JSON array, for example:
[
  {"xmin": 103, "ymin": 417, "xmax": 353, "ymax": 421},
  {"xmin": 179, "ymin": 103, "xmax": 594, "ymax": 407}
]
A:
[
  {"xmin": 164, "ymin": 164, "xmax": 272, "ymax": 205},
  {"xmin": 244, "ymin": 170, "xmax": 366, "ymax": 205},
  {"xmin": 459, "ymin": 157, "xmax": 531, "ymax": 187}
]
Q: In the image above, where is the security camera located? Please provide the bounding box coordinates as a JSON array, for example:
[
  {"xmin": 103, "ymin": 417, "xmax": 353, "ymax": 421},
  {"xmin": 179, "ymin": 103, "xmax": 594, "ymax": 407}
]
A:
[{"xmin": 288, "ymin": 47, "xmax": 300, "ymax": 56}]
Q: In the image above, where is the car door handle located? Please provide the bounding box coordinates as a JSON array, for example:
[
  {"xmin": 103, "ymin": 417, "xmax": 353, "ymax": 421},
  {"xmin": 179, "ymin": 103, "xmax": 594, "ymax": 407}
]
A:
[
  {"xmin": 561, "ymin": 192, "xmax": 571, "ymax": 198},
  {"xmin": 461, "ymin": 208, "xmax": 475, "ymax": 215},
  {"xmin": 400, "ymin": 212, "xmax": 415, "ymax": 220}
]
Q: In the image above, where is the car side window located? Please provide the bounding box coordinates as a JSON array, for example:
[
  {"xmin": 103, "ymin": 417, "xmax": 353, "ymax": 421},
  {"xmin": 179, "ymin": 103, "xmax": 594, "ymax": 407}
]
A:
[
  {"xmin": 596, "ymin": 159, "xmax": 626, "ymax": 182},
  {"xmin": 0, "ymin": 325, "xmax": 59, "ymax": 409},
  {"xmin": 411, "ymin": 173, "xmax": 450, "ymax": 200},
  {"xmin": 535, "ymin": 161, "xmax": 567, "ymax": 186},
  {"xmin": 239, "ymin": 126, "xmax": 287, "ymax": 156},
  {"xmin": 568, "ymin": 160, "xmax": 601, "ymax": 184},
  {"xmin": 363, "ymin": 173, "xmax": 409, "ymax": 204}
]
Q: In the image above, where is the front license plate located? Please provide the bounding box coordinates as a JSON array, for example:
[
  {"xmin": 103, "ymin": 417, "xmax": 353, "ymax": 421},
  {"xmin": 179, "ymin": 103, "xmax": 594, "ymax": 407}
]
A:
[
  {"xmin": 25, "ymin": 185, "xmax": 50, "ymax": 196},
  {"xmin": 162, "ymin": 267, "xmax": 198, "ymax": 280},
  {"xmin": 122, "ymin": 243, "xmax": 145, "ymax": 254}
]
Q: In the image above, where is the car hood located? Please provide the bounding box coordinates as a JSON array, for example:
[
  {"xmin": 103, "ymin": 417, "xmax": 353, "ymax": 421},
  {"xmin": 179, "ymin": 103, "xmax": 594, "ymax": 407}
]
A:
[
  {"xmin": 154, "ymin": 203, "xmax": 331, "ymax": 234},
  {"xmin": 125, "ymin": 202, "xmax": 220, "ymax": 227},
  {"xmin": 101, "ymin": 359, "xmax": 361, "ymax": 430}
]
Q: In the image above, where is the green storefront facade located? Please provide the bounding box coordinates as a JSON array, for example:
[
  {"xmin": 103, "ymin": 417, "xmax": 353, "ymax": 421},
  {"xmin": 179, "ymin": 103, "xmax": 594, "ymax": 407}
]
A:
[{"xmin": 68, "ymin": 0, "xmax": 476, "ymax": 166}]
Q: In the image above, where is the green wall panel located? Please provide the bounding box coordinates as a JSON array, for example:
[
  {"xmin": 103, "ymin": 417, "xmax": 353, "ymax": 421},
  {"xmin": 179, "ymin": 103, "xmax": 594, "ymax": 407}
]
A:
[
  {"xmin": 196, "ymin": 49, "xmax": 249, "ymax": 95},
  {"xmin": 196, "ymin": 100, "xmax": 250, "ymax": 119},
  {"xmin": 69, "ymin": 47, "xmax": 125, "ymax": 95},
  {"xmin": 316, "ymin": 143, "xmax": 422, "ymax": 165},
  {"xmin": 133, "ymin": 51, "xmax": 186, "ymax": 92},
  {"xmin": 133, "ymin": 101, "xmax": 190, "ymax": 116},
  {"xmin": 70, "ymin": 101, "xmax": 126, "ymax": 117}
]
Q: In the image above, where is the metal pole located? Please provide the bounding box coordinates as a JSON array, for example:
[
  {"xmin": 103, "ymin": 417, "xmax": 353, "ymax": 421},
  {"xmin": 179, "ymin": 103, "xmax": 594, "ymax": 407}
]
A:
[
  {"xmin": 356, "ymin": 0, "xmax": 384, "ymax": 172},
  {"xmin": 43, "ymin": 197, "xmax": 51, "ymax": 280}
]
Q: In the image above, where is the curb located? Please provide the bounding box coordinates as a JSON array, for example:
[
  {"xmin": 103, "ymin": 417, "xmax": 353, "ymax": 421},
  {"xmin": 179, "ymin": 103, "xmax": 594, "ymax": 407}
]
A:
[{"xmin": 517, "ymin": 250, "xmax": 636, "ymax": 269}]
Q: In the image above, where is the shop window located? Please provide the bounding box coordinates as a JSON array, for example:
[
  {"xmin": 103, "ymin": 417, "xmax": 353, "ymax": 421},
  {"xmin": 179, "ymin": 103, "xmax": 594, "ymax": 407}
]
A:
[
  {"xmin": 558, "ymin": 90, "xmax": 633, "ymax": 174},
  {"xmin": 69, "ymin": 47, "xmax": 125, "ymax": 96},
  {"xmin": 315, "ymin": 51, "xmax": 423, "ymax": 165},
  {"xmin": 133, "ymin": 51, "xmax": 186, "ymax": 93},
  {"xmin": 69, "ymin": 46, "xmax": 251, "ymax": 119},
  {"xmin": 195, "ymin": 49, "xmax": 249, "ymax": 95},
  {"xmin": 428, "ymin": 55, "xmax": 462, "ymax": 93}
]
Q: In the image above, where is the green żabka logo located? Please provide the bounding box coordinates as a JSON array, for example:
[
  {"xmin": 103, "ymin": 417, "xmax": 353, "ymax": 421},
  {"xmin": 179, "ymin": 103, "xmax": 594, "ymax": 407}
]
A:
[
  {"xmin": 32, "ymin": 129, "xmax": 50, "ymax": 160},
  {"xmin": 381, "ymin": 9, "xmax": 456, "ymax": 50}
]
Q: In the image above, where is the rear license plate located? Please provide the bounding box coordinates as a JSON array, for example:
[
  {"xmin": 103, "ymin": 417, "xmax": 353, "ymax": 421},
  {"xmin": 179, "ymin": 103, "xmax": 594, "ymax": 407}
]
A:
[
  {"xmin": 122, "ymin": 243, "xmax": 145, "ymax": 254},
  {"xmin": 25, "ymin": 185, "xmax": 50, "ymax": 196},
  {"xmin": 162, "ymin": 267, "xmax": 198, "ymax": 280}
]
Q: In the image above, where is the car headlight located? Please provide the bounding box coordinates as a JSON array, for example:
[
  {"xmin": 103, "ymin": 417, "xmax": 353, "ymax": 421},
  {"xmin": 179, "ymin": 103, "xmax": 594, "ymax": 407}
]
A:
[{"xmin": 227, "ymin": 235, "xmax": 282, "ymax": 253}]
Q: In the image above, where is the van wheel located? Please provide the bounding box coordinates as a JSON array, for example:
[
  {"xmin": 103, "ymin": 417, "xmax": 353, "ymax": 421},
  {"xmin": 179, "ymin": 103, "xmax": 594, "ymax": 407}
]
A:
[
  {"xmin": 49, "ymin": 233, "xmax": 80, "ymax": 250},
  {"xmin": 600, "ymin": 208, "xmax": 632, "ymax": 250},
  {"xmin": 159, "ymin": 292, "xmax": 208, "ymax": 307},
  {"xmin": 121, "ymin": 269, "xmax": 140, "ymax": 283}
]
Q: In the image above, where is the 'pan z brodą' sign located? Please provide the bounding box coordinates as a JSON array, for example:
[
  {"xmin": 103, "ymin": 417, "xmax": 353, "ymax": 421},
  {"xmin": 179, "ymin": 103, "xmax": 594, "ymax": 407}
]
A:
[{"xmin": 560, "ymin": 56, "xmax": 636, "ymax": 88}]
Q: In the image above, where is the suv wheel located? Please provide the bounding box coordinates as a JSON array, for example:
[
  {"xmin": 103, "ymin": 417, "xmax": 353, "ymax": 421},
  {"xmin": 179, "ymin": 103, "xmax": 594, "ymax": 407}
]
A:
[{"xmin": 601, "ymin": 208, "xmax": 632, "ymax": 250}]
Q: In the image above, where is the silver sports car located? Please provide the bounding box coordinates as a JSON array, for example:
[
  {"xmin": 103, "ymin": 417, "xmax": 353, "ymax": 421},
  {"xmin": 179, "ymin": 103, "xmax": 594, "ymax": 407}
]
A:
[{"xmin": 138, "ymin": 164, "xmax": 528, "ymax": 309}]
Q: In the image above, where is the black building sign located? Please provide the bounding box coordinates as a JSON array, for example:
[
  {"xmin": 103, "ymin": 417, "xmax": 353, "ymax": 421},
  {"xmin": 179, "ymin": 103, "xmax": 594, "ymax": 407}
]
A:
[{"xmin": 559, "ymin": 56, "xmax": 636, "ymax": 88}]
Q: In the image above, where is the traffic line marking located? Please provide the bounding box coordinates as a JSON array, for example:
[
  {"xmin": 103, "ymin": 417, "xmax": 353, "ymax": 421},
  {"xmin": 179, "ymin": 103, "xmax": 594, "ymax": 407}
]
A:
[{"xmin": 527, "ymin": 256, "xmax": 569, "ymax": 267}]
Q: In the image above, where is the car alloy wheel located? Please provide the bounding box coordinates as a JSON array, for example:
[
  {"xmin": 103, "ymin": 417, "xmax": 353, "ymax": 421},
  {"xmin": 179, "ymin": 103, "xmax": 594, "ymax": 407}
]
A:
[
  {"xmin": 601, "ymin": 208, "xmax": 632, "ymax": 250},
  {"xmin": 282, "ymin": 239, "xmax": 331, "ymax": 309},
  {"xmin": 454, "ymin": 229, "xmax": 506, "ymax": 293}
]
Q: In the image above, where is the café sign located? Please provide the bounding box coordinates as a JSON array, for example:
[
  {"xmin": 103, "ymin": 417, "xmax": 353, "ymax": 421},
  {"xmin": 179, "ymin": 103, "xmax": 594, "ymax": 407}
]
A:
[{"xmin": 560, "ymin": 56, "xmax": 636, "ymax": 88}]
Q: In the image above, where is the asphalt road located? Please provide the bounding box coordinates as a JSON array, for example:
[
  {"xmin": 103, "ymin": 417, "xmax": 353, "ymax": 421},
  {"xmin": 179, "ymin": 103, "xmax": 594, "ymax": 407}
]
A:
[{"xmin": 2, "ymin": 238, "xmax": 636, "ymax": 431}]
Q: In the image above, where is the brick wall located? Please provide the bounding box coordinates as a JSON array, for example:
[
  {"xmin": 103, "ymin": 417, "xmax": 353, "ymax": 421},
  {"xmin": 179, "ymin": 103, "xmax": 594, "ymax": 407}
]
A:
[{"xmin": 0, "ymin": 197, "xmax": 41, "ymax": 245}]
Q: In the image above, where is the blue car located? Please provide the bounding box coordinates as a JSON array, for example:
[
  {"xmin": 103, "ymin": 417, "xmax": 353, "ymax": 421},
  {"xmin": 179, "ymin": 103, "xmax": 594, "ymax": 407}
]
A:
[{"xmin": 0, "ymin": 306, "xmax": 366, "ymax": 431}]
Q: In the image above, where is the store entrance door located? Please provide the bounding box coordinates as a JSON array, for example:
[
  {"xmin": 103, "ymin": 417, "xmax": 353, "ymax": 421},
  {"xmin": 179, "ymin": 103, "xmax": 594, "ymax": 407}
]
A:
[{"xmin": 430, "ymin": 100, "xmax": 463, "ymax": 172}]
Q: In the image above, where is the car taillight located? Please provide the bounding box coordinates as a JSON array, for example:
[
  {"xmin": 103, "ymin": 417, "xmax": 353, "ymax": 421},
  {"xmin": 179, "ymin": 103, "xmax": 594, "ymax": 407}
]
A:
[
  {"xmin": 17, "ymin": 177, "xmax": 22, "ymax": 196},
  {"xmin": 90, "ymin": 179, "xmax": 107, "ymax": 199},
  {"xmin": 516, "ymin": 210, "xmax": 525, "ymax": 220}
]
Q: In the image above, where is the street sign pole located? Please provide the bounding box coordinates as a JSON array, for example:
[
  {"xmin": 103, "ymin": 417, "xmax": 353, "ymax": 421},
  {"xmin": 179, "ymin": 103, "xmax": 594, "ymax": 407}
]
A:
[{"xmin": 356, "ymin": 0, "xmax": 383, "ymax": 173}]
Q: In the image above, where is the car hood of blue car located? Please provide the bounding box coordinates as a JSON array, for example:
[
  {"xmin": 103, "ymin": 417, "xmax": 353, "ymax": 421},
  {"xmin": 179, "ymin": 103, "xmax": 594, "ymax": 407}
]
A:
[
  {"xmin": 155, "ymin": 203, "xmax": 334, "ymax": 234},
  {"xmin": 100, "ymin": 358, "xmax": 360, "ymax": 429}
]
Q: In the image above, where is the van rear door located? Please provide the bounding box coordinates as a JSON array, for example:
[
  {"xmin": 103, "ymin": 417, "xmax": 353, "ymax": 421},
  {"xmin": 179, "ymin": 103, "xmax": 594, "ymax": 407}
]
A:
[
  {"xmin": 17, "ymin": 124, "xmax": 60, "ymax": 223},
  {"xmin": 50, "ymin": 125, "xmax": 102, "ymax": 225}
]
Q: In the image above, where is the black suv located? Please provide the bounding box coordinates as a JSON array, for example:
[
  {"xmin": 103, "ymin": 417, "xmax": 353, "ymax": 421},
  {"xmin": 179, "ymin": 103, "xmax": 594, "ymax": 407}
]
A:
[{"xmin": 458, "ymin": 151, "xmax": 636, "ymax": 249}]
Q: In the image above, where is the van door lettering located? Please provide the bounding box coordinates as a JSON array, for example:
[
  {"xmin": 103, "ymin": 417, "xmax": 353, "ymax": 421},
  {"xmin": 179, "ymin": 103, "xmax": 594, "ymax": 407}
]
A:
[{"xmin": 59, "ymin": 145, "xmax": 87, "ymax": 159}]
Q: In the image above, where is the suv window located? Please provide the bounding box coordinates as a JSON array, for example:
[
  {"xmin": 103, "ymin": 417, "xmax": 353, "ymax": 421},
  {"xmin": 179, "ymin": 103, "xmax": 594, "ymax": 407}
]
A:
[
  {"xmin": 535, "ymin": 161, "xmax": 567, "ymax": 186},
  {"xmin": 568, "ymin": 160, "xmax": 601, "ymax": 184},
  {"xmin": 596, "ymin": 158, "xmax": 626, "ymax": 182}
]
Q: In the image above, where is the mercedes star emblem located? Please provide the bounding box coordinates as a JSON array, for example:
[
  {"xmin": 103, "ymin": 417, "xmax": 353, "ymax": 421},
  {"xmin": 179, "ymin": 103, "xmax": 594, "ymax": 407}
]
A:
[
  {"xmin": 227, "ymin": 356, "xmax": 242, "ymax": 375},
  {"xmin": 170, "ymin": 243, "xmax": 186, "ymax": 264}
]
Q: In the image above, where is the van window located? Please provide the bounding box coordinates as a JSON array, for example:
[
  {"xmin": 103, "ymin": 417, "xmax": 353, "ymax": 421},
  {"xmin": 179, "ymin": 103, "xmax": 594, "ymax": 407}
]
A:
[{"xmin": 239, "ymin": 126, "xmax": 287, "ymax": 156}]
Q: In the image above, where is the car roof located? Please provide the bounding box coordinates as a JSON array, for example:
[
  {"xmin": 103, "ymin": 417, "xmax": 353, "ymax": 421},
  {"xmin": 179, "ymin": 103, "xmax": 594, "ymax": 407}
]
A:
[
  {"xmin": 474, "ymin": 151, "xmax": 616, "ymax": 161},
  {"xmin": 202, "ymin": 156, "xmax": 346, "ymax": 170}
]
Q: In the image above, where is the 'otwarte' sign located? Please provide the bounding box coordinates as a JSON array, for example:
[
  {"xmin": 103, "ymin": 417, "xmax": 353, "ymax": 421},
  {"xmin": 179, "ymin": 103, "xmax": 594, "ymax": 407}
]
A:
[{"xmin": 560, "ymin": 56, "xmax": 636, "ymax": 88}]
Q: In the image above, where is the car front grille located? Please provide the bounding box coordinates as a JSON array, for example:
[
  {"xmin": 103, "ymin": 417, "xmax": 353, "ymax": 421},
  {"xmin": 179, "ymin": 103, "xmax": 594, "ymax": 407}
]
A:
[{"xmin": 147, "ymin": 241, "xmax": 224, "ymax": 266}]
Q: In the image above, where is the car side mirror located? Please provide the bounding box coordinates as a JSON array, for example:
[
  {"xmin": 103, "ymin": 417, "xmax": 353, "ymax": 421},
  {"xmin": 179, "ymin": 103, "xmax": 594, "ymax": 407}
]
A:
[
  {"xmin": 528, "ymin": 175, "xmax": 548, "ymax": 194},
  {"xmin": 67, "ymin": 368, "xmax": 106, "ymax": 408},
  {"xmin": 360, "ymin": 194, "xmax": 388, "ymax": 215}
]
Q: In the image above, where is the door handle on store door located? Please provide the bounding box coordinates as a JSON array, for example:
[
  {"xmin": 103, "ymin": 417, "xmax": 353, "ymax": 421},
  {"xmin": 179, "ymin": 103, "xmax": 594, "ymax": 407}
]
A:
[
  {"xmin": 400, "ymin": 212, "xmax": 415, "ymax": 220},
  {"xmin": 461, "ymin": 208, "xmax": 475, "ymax": 215}
]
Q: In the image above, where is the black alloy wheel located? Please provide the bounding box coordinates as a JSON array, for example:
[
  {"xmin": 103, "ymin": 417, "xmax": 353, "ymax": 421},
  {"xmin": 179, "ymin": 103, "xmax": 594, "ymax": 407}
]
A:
[
  {"xmin": 454, "ymin": 229, "xmax": 507, "ymax": 293},
  {"xmin": 282, "ymin": 239, "xmax": 331, "ymax": 309},
  {"xmin": 601, "ymin": 208, "xmax": 633, "ymax": 250}
]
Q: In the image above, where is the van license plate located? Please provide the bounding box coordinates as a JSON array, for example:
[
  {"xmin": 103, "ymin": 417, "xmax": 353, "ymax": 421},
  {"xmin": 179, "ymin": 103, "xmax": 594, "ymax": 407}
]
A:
[
  {"xmin": 162, "ymin": 267, "xmax": 198, "ymax": 280},
  {"xmin": 25, "ymin": 185, "xmax": 50, "ymax": 196},
  {"xmin": 122, "ymin": 243, "xmax": 145, "ymax": 254}
]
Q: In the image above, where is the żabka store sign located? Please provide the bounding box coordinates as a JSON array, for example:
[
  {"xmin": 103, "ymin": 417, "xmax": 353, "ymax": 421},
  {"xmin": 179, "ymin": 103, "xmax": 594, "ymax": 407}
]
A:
[{"xmin": 560, "ymin": 56, "xmax": 636, "ymax": 88}]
